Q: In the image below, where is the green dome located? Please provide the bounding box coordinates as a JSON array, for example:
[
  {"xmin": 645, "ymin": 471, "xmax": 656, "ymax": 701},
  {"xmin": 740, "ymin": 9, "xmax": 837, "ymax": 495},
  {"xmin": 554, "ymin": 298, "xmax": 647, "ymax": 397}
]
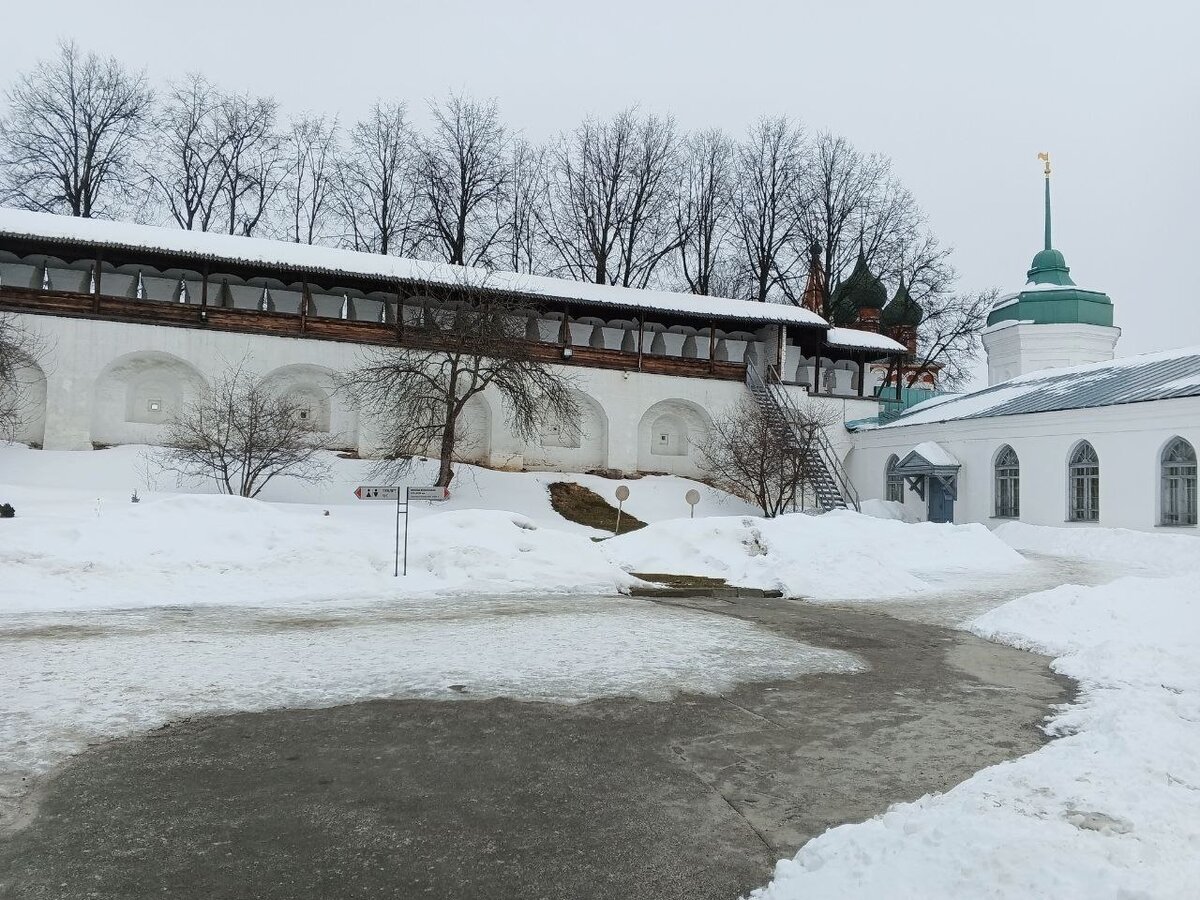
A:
[
  {"xmin": 987, "ymin": 172, "xmax": 1113, "ymax": 329},
  {"xmin": 829, "ymin": 250, "xmax": 886, "ymax": 324},
  {"xmin": 1026, "ymin": 247, "xmax": 1075, "ymax": 287},
  {"xmin": 881, "ymin": 280, "xmax": 923, "ymax": 327}
]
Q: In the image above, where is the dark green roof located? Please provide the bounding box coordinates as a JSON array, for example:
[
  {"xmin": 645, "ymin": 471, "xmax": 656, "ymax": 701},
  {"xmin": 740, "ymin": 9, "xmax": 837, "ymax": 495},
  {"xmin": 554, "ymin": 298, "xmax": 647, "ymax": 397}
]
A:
[
  {"xmin": 881, "ymin": 279, "xmax": 922, "ymax": 327},
  {"xmin": 987, "ymin": 174, "xmax": 1113, "ymax": 328},
  {"xmin": 830, "ymin": 250, "xmax": 886, "ymax": 324}
]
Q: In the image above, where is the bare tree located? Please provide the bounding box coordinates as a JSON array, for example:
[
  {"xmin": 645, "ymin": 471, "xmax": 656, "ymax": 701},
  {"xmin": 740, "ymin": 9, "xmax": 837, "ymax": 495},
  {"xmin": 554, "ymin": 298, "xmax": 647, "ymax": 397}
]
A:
[
  {"xmin": 904, "ymin": 288, "xmax": 996, "ymax": 389},
  {"xmin": 0, "ymin": 40, "xmax": 152, "ymax": 218},
  {"xmin": 144, "ymin": 73, "xmax": 229, "ymax": 230},
  {"xmin": 542, "ymin": 109, "xmax": 680, "ymax": 288},
  {"xmin": 419, "ymin": 94, "xmax": 508, "ymax": 266},
  {"xmin": 675, "ymin": 128, "xmax": 734, "ymax": 296},
  {"xmin": 698, "ymin": 396, "xmax": 837, "ymax": 517},
  {"xmin": 0, "ymin": 315, "xmax": 45, "ymax": 441},
  {"xmin": 214, "ymin": 92, "xmax": 287, "ymax": 236},
  {"xmin": 793, "ymin": 133, "xmax": 954, "ymax": 315},
  {"xmin": 615, "ymin": 113, "xmax": 681, "ymax": 288},
  {"xmin": 498, "ymin": 138, "xmax": 548, "ymax": 274},
  {"xmin": 733, "ymin": 117, "xmax": 806, "ymax": 302},
  {"xmin": 154, "ymin": 362, "xmax": 330, "ymax": 498},
  {"xmin": 335, "ymin": 102, "xmax": 424, "ymax": 256},
  {"xmin": 279, "ymin": 114, "xmax": 340, "ymax": 244},
  {"xmin": 345, "ymin": 281, "xmax": 578, "ymax": 487}
]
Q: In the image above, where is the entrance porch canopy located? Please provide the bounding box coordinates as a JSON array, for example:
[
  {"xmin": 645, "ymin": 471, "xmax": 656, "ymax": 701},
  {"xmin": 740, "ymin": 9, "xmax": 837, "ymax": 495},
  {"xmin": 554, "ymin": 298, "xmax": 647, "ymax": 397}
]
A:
[{"xmin": 894, "ymin": 441, "xmax": 961, "ymax": 500}]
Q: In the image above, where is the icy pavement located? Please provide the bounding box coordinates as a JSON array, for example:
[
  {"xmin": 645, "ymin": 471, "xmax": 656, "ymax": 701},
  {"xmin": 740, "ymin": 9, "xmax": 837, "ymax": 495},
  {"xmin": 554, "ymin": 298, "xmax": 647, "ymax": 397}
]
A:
[
  {"xmin": 831, "ymin": 550, "xmax": 1129, "ymax": 628},
  {"xmin": 750, "ymin": 526, "xmax": 1200, "ymax": 900},
  {"xmin": 0, "ymin": 593, "xmax": 861, "ymax": 833}
]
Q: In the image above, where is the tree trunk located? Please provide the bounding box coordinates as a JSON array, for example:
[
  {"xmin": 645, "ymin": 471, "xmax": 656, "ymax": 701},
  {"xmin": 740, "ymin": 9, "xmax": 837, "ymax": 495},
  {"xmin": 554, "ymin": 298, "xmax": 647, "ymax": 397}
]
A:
[{"xmin": 436, "ymin": 416, "xmax": 456, "ymax": 487}]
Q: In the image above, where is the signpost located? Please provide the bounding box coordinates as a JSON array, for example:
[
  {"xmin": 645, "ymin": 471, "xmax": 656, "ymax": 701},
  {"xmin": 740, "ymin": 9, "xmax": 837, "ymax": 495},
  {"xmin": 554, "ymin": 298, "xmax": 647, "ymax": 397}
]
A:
[
  {"xmin": 614, "ymin": 485, "xmax": 630, "ymax": 535},
  {"xmin": 354, "ymin": 485, "xmax": 450, "ymax": 576},
  {"xmin": 685, "ymin": 488, "xmax": 700, "ymax": 518}
]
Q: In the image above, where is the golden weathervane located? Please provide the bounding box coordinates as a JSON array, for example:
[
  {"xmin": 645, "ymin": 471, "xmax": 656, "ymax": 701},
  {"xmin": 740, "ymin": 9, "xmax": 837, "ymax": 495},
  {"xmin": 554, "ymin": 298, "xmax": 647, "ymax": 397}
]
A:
[{"xmin": 1037, "ymin": 152, "xmax": 1051, "ymax": 176}]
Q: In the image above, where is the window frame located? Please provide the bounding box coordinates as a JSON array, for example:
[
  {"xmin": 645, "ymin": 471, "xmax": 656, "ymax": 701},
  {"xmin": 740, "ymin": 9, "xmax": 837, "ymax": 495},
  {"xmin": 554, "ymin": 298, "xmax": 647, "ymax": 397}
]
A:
[
  {"xmin": 1067, "ymin": 441, "xmax": 1100, "ymax": 523},
  {"xmin": 1160, "ymin": 437, "xmax": 1198, "ymax": 527},
  {"xmin": 885, "ymin": 454, "xmax": 903, "ymax": 503},
  {"xmin": 993, "ymin": 445, "xmax": 1020, "ymax": 519}
]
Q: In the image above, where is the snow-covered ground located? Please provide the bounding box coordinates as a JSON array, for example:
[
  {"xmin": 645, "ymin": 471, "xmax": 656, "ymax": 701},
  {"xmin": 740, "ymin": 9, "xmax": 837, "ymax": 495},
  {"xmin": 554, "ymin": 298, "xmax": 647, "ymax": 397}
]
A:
[
  {"xmin": 603, "ymin": 511, "xmax": 1022, "ymax": 601},
  {"xmin": 5, "ymin": 443, "xmax": 1198, "ymax": 897},
  {"xmin": 749, "ymin": 523, "xmax": 1200, "ymax": 900},
  {"xmin": 0, "ymin": 443, "xmax": 1032, "ymax": 838},
  {"xmin": 0, "ymin": 444, "xmax": 1024, "ymax": 614}
]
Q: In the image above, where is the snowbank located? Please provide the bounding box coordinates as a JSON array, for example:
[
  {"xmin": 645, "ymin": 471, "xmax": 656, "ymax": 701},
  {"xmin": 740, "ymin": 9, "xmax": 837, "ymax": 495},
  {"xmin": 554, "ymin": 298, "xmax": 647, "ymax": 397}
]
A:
[
  {"xmin": 995, "ymin": 520, "xmax": 1200, "ymax": 576},
  {"xmin": 0, "ymin": 492, "xmax": 635, "ymax": 613},
  {"xmin": 0, "ymin": 442, "xmax": 753, "ymax": 532},
  {"xmin": 603, "ymin": 510, "xmax": 1024, "ymax": 600},
  {"xmin": 749, "ymin": 537, "xmax": 1200, "ymax": 898},
  {"xmin": 0, "ymin": 443, "xmax": 761, "ymax": 612},
  {"xmin": 858, "ymin": 498, "xmax": 917, "ymax": 522}
]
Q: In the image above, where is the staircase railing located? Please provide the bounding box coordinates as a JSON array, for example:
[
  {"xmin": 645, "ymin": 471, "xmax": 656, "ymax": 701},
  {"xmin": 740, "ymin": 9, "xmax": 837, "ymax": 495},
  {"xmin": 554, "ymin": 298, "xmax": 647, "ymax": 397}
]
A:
[{"xmin": 745, "ymin": 362, "xmax": 860, "ymax": 512}]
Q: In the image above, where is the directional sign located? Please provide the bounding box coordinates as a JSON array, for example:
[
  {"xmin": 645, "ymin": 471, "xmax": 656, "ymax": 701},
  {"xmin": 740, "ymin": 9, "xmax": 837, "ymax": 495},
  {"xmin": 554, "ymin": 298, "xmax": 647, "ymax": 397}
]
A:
[
  {"xmin": 408, "ymin": 486, "xmax": 450, "ymax": 502},
  {"xmin": 355, "ymin": 485, "xmax": 400, "ymax": 500}
]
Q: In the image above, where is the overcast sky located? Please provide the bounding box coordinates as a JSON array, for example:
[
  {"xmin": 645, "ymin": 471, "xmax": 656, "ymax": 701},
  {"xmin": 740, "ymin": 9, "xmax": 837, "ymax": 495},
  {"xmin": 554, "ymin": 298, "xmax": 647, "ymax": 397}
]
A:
[{"xmin": 4, "ymin": 1, "xmax": 1198, "ymax": 364}]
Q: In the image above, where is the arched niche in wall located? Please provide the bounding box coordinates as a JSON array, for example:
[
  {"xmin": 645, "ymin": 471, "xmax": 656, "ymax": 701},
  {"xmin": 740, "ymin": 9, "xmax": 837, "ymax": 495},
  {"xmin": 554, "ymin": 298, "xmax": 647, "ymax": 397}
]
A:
[
  {"xmin": 260, "ymin": 364, "xmax": 344, "ymax": 437},
  {"xmin": 454, "ymin": 394, "xmax": 492, "ymax": 464},
  {"xmin": 91, "ymin": 351, "xmax": 208, "ymax": 446},
  {"xmin": 636, "ymin": 398, "xmax": 712, "ymax": 474},
  {"xmin": 537, "ymin": 389, "xmax": 609, "ymax": 469},
  {"xmin": 1, "ymin": 355, "xmax": 48, "ymax": 446}
]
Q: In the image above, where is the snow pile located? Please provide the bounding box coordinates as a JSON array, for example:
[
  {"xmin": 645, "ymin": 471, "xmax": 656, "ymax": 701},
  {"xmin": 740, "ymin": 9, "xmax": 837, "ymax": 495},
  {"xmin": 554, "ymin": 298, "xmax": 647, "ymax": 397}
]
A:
[
  {"xmin": 0, "ymin": 493, "xmax": 634, "ymax": 613},
  {"xmin": 603, "ymin": 510, "xmax": 1024, "ymax": 600},
  {"xmin": 995, "ymin": 520, "xmax": 1200, "ymax": 577},
  {"xmin": 0, "ymin": 442, "xmax": 754, "ymax": 534},
  {"xmin": 749, "ymin": 530, "xmax": 1200, "ymax": 898},
  {"xmin": 858, "ymin": 498, "xmax": 917, "ymax": 522}
]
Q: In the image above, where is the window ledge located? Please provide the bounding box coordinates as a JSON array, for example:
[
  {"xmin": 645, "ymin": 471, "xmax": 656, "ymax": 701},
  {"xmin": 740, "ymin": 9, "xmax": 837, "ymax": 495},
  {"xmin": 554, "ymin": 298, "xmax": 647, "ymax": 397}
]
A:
[{"xmin": 1156, "ymin": 523, "xmax": 1198, "ymax": 530}]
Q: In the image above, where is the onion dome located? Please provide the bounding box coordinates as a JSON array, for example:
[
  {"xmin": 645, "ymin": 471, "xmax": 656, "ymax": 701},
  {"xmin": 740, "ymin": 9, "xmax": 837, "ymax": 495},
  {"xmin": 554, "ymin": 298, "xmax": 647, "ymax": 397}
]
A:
[
  {"xmin": 829, "ymin": 248, "xmax": 887, "ymax": 325},
  {"xmin": 881, "ymin": 279, "xmax": 923, "ymax": 327}
]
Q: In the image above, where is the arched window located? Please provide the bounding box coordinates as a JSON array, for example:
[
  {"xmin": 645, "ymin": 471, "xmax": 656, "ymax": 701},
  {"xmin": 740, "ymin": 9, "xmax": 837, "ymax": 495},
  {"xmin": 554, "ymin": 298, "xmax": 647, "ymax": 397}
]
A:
[
  {"xmin": 885, "ymin": 454, "xmax": 903, "ymax": 502},
  {"xmin": 994, "ymin": 446, "xmax": 1020, "ymax": 518},
  {"xmin": 1068, "ymin": 441, "xmax": 1100, "ymax": 522},
  {"xmin": 1161, "ymin": 438, "xmax": 1197, "ymax": 526}
]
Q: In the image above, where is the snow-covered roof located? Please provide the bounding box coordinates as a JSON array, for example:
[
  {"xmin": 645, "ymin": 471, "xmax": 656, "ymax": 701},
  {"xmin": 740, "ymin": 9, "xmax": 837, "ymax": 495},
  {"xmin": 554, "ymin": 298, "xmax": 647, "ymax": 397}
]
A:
[
  {"xmin": 878, "ymin": 346, "xmax": 1200, "ymax": 428},
  {"xmin": 906, "ymin": 441, "xmax": 960, "ymax": 468},
  {"xmin": 825, "ymin": 327, "xmax": 907, "ymax": 353},
  {"xmin": 0, "ymin": 208, "xmax": 833, "ymax": 331}
]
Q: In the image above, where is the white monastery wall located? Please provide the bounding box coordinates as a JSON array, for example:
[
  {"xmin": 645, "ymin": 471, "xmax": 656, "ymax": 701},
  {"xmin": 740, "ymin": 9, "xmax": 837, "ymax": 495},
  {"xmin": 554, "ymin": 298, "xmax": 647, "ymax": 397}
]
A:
[
  {"xmin": 14, "ymin": 312, "xmax": 879, "ymax": 480},
  {"xmin": 849, "ymin": 398, "xmax": 1200, "ymax": 533}
]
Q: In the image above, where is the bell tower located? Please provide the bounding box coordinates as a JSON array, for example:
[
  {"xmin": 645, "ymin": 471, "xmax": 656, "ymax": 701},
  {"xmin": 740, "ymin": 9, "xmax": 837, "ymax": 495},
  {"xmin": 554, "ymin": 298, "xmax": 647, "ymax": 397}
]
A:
[{"xmin": 981, "ymin": 155, "xmax": 1120, "ymax": 384}]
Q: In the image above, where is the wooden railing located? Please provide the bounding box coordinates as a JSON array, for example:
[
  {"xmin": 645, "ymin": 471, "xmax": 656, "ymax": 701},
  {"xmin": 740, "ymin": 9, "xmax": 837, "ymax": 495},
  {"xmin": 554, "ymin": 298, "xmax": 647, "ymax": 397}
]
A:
[{"xmin": 0, "ymin": 286, "xmax": 748, "ymax": 382}]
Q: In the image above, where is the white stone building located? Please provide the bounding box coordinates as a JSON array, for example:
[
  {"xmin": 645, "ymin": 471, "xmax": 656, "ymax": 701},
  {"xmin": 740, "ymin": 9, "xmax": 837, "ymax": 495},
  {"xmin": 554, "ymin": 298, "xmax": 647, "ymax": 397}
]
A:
[{"xmin": 848, "ymin": 171, "xmax": 1199, "ymax": 533}]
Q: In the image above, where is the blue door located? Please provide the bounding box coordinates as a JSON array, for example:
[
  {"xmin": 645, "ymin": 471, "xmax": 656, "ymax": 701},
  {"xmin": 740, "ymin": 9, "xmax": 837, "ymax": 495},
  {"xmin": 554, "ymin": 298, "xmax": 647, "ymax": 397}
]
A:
[{"xmin": 928, "ymin": 478, "xmax": 954, "ymax": 523}]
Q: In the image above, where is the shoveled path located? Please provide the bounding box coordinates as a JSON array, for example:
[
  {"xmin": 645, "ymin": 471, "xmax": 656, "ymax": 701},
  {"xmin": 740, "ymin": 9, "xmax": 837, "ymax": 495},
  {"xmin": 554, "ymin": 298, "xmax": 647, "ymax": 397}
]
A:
[{"xmin": 0, "ymin": 597, "xmax": 1071, "ymax": 900}]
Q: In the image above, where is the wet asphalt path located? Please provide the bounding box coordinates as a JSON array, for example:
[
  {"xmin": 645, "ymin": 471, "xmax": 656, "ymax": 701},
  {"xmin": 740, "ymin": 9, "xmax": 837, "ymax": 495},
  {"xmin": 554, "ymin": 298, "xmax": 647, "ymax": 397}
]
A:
[{"xmin": 0, "ymin": 593, "xmax": 1072, "ymax": 900}]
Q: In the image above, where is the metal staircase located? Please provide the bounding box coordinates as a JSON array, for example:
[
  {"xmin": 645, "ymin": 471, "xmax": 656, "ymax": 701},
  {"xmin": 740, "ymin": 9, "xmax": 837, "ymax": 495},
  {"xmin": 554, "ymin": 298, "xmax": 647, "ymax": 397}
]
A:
[{"xmin": 745, "ymin": 362, "xmax": 860, "ymax": 512}]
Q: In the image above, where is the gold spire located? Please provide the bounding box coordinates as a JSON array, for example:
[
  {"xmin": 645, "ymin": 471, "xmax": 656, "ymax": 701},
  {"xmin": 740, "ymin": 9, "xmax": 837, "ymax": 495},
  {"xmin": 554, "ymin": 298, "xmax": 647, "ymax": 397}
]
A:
[{"xmin": 1037, "ymin": 151, "xmax": 1051, "ymax": 176}]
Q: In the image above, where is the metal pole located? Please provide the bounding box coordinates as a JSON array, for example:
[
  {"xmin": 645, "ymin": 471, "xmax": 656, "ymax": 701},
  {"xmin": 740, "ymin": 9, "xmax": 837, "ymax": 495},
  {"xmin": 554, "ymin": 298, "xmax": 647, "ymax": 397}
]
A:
[
  {"xmin": 403, "ymin": 488, "xmax": 411, "ymax": 576},
  {"xmin": 394, "ymin": 492, "xmax": 401, "ymax": 577},
  {"xmin": 615, "ymin": 501, "xmax": 623, "ymax": 536}
]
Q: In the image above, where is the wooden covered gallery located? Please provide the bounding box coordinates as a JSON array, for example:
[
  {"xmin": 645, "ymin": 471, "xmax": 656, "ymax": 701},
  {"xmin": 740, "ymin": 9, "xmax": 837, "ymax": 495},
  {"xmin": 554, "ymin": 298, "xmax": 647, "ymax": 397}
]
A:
[{"xmin": 0, "ymin": 210, "xmax": 906, "ymax": 400}]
